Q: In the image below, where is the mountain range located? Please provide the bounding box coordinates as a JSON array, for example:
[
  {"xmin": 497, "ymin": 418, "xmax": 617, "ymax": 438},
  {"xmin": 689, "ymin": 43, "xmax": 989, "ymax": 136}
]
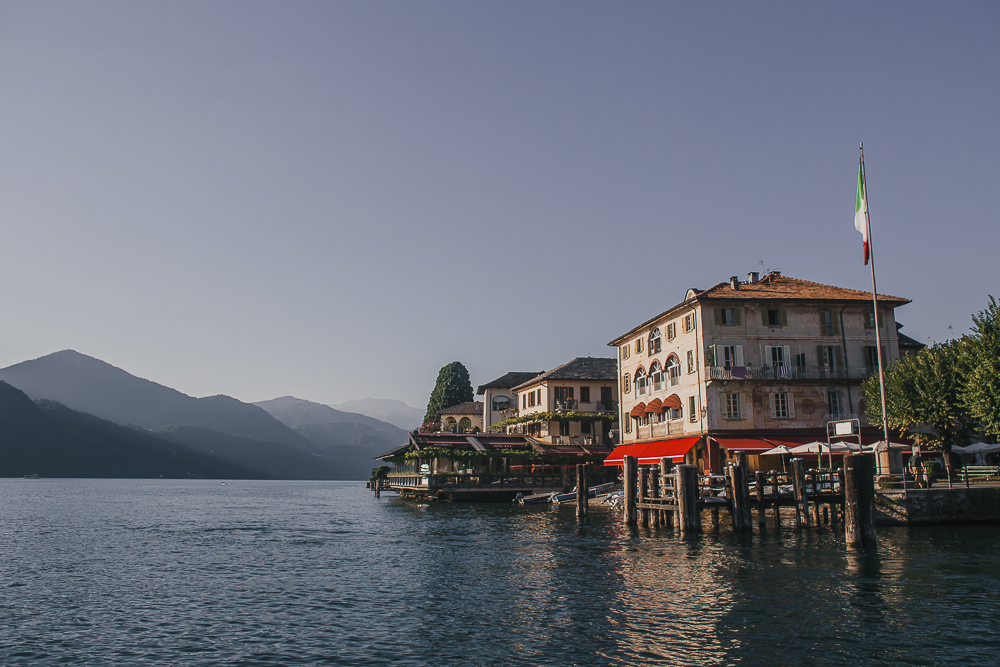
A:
[
  {"xmin": 0, "ymin": 350, "xmax": 412, "ymax": 479},
  {"xmin": 332, "ymin": 397, "xmax": 424, "ymax": 431}
]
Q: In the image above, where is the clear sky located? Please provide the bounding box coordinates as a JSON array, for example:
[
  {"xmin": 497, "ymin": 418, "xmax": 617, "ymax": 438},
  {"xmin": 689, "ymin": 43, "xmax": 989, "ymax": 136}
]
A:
[{"xmin": 1, "ymin": 1, "xmax": 997, "ymax": 409}]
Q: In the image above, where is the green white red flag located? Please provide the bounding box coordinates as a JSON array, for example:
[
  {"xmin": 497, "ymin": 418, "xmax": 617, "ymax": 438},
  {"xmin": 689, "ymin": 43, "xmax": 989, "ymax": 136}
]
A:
[{"xmin": 855, "ymin": 159, "xmax": 869, "ymax": 265}]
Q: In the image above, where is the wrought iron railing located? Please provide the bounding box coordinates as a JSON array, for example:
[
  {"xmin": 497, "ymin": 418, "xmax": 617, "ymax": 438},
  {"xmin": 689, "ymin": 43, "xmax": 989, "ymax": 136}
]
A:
[{"xmin": 706, "ymin": 365, "xmax": 877, "ymax": 381}]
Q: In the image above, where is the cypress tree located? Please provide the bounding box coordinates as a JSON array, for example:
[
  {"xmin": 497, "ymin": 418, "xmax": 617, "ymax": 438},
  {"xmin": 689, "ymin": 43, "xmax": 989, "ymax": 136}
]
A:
[{"xmin": 423, "ymin": 362, "xmax": 474, "ymax": 424}]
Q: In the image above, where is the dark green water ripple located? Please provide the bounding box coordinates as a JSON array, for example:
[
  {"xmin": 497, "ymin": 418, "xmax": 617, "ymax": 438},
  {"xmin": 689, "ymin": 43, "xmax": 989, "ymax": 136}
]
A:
[{"xmin": 2, "ymin": 479, "xmax": 999, "ymax": 666}]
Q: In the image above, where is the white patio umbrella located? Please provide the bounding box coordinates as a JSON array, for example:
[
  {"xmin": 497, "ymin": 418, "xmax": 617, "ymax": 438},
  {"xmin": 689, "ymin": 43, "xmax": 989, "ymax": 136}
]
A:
[
  {"xmin": 760, "ymin": 445, "xmax": 794, "ymax": 472},
  {"xmin": 789, "ymin": 441, "xmax": 858, "ymax": 454}
]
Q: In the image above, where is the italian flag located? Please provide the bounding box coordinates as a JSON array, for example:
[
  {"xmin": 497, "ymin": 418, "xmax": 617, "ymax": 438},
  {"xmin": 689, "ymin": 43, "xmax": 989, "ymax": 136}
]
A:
[{"xmin": 855, "ymin": 159, "xmax": 869, "ymax": 265}]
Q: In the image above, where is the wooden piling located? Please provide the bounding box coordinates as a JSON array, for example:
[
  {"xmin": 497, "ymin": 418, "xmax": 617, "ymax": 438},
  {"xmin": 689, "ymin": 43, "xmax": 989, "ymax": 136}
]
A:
[
  {"xmin": 791, "ymin": 458, "xmax": 810, "ymax": 530},
  {"xmin": 638, "ymin": 467, "xmax": 649, "ymax": 528},
  {"xmin": 675, "ymin": 464, "xmax": 701, "ymax": 534},
  {"xmin": 844, "ymin": 455, "xmax": 877, "ymax": 549},
  {"xmin": 736, "ymin": 452, "xmax": 753, "ymax": 531},
  {"xmin": 623, "ymin": 455, "xmax": 637, "ymax": 526},
  {"xmin": 650, "ymin": 467, "xmax": 661, "ymax": 527},
  {"xmin": 660, "ymin": 458, "xmax": 674, "ymax": 529},
  {"xmin": 755, "ymin": 471, "xmax": 766, "ymax": 530},
  {"xmin": 576, "ymin": 464, "xmax": 587, "ymax": 519},
  {"xmin": 771, "ymin": 471, "xmax": 781, "ymax": 529}
]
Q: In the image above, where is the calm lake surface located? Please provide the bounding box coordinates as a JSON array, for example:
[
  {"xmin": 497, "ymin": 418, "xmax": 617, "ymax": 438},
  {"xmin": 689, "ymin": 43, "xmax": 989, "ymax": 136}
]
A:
[{"xmin": 2, "ymin": 479, "xmax": 999, "ymax": 666}]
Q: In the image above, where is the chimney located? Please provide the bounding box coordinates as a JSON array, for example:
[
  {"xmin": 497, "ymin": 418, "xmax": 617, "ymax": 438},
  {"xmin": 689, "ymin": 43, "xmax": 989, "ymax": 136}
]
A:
[
  {"xmin": 769, "ymin": 270, "xmax": 782, "ymax": 277},
  {"xmin": 730, "ymin": 276, "xmax": 740, "ymax": 290},
  {"xmin": 748, "ymin": 271, "xmax": 759, "ymax": 284}
]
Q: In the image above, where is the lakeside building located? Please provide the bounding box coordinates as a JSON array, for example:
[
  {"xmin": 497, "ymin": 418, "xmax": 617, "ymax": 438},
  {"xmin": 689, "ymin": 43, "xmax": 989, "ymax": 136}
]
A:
[
  {"xmin": 438, "ymin": 401, "xmax": 484, "ymax": 433},
  {"xmin": 494, "ymin": 357, "xmax": 619, "ymax": 447},
  {"xmin": 476, "ymin": 371, "xmax": 543, "ymax": 430},
  {"xmin": 605, "ymin": 272, "xmax": 911, "ymax": 473},
  {"xmin": 374, "ymin": 432, "xmax": 614, "ymax": 501}
]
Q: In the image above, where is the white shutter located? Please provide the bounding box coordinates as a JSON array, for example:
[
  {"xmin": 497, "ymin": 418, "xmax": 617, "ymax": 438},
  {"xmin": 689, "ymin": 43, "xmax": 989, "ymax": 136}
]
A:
[
  {"xmin": 782, "ymin": 345, "xmax": 791, "ymax": 365},
  {"xmin": 763, "ymin": 345, "xmax": 772, "ymax": 365},
  {"xmin": 768, "ymin": 393, "xmax": 776, "ymax": 418},
  {"xmin": 713, "ymin": 344, "xmax": 720, "ymax": 367},
  {"xmin": 787, "ymin": 393, "xmax": 795, "ymax": 419},
  {"xmin": 736, "ymin": 345, "xmax": 744, "ymax": 366}
]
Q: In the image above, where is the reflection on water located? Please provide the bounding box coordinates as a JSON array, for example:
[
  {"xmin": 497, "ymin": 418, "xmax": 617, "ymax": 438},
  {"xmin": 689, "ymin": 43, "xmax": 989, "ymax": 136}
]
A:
[{"xmin": 1, "ymin": 479, "xmax": 1000, "ymax": 666}]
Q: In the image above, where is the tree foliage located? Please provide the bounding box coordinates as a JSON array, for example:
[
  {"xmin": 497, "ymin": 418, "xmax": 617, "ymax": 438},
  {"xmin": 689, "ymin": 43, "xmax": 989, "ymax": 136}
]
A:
[
  {"xmin": 423, "ymin": 361, "xmax": 474, "ymax": 424},
  {"xmin": 962, "ymin": 296, "xmax": 1000, "ymax": 439},
  {"xmin": 863, "ymin": 340, "xmax": 975, "ymax": 455}
]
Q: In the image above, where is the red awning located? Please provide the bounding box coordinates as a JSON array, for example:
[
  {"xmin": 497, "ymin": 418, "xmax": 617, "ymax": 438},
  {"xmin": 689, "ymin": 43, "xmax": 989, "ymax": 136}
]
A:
[
  {"xmin": 629, "ymin": 402, "xmax": 647, "ymax": 418},
  {"xmin": 709, "ymin": 436, "xmax": 774, "ymax": 452},
  {"xmin": 663, "ymin": 394, "xmax": 682, "ymax": 410},
  {"xmin": 604, "ymin": 436, "xmax": 700, "ymax": 466},
  {"xmin": 645, "ymin": 398, "xmax": 663, "ymax": 414}
]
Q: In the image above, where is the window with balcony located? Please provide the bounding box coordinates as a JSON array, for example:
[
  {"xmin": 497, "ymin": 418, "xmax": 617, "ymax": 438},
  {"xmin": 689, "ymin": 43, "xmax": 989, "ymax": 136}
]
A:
[
  {"xmin": 635, "ymin": 368, "xmax": 647, "ymax": 396},
  {"xmin": 555, "ymin": 387, "xmax": 574, "ymax": 402},
  {"xmin": 648, "ymin": 328, "xmax": 662, "ymax": 355},
  {"xmin": 649, "ymin": 362, "xmax": 663, "ymax": 392},
  {"xmin": 492, "ymin": 396, "xmax": 510, "ymax": 412}
]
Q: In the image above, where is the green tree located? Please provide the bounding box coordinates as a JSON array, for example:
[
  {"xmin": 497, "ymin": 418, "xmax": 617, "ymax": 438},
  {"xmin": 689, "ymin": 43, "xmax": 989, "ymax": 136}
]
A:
[
  {"xmin": 963, "ymin": 295, "xmax": 1000, "ymax": 439},
  {"xmin": 863, "ymin": 340, "xmax": 976, "ymax": 467},
  {"xmin": 423, "ymin": 361, "xmax": 474, "ymax": 424}
]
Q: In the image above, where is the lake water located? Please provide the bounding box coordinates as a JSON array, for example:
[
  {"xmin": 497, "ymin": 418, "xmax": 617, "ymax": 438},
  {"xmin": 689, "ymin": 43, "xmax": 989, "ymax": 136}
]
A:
[{"xmin": 2, "ymin": 479, "xmax": 999, "ymax": 666}]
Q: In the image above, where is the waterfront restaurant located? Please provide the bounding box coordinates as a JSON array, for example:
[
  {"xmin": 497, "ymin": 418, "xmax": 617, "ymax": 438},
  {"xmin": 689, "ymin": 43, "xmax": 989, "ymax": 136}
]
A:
[{"xmin": 375, "ymin": 432, "xmax": 615, "ymax": 501}]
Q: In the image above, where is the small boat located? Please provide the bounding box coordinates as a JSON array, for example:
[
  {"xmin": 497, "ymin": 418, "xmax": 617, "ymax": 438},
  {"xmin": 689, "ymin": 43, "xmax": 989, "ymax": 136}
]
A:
[
  {"xmin": 515, "ymin": 492, "xmax": 556, "ymax": 505},
  {"xmin": 552, "ymin": 482, "xmax": 621, "ymax": 504},
  {"xmin": 23, "ymin": 474, "xmax": 40, "ymax": 479}
]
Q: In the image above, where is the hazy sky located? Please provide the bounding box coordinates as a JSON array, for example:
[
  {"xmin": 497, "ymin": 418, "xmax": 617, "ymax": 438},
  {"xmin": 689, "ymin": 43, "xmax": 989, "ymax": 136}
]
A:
[{"xmin": 1, "ymin": 2, "xmax": 997, "ymax": 409}]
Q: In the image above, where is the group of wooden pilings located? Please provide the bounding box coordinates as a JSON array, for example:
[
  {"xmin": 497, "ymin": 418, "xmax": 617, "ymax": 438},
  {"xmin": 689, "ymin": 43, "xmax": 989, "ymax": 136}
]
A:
[{"xmin": 621, "ymin": 452, "xmax": 877, "ymax": 549}]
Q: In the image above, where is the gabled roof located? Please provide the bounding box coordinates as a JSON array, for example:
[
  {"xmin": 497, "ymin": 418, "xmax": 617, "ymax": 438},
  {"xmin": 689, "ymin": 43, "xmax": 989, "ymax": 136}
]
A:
[
  {"xmin": 476, "ymin": 372, "xmax": 544, "ymax": 395},
  {"xmin": 374, "ymin": 433, "xmax": 533, "ymax": 460},
  {"xmin": 608, "ymin": 273, "xmax": 910, "ymax": 345},
  {"xmin": 438, "ymin": 401, "xmax": 483, "ymax": 416},
  {"xmin": 512, "ymin": 357, "xmax": 617, "ymax": 391}
]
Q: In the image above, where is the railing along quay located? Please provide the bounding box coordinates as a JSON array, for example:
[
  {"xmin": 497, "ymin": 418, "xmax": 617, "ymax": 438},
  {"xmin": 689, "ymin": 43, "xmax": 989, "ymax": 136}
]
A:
[{"xmin": 620, "ymin": 453, "xmax": 877, "ymax": 548}]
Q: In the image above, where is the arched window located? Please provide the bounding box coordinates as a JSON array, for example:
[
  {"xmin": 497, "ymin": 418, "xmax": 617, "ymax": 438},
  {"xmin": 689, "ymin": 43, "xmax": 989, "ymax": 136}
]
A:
[
  {"xmin": 458, "ymin": 417, "xmax": 472, "ymax": 433},
  {"xmin": 492, "ymin": 396, "xmax": 510, "ymax": 412},
  {"xmin": 648, "ymin": 328, "xmax": 662, "ymax": 355},
  {"xmin": 445, "ymin": 417, "xmax": 457, "ymax": 432},
  {"xmin": 666, "ymin": 356, "xmax": 681, "ymax": 387},
  {"xmin": 649, "ymin": 361, "xmax": 663, "ymax": 392},
  {"xmin": 635, "ymin": 368, "xmax": 647, "ymax": 396}
]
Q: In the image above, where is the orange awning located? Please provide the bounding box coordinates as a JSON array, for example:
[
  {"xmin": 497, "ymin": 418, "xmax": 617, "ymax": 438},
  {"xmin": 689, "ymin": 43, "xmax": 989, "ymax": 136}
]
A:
[
  {"xmin": 663, "ymin": 394, "xmax": 682, "ymax": 410},
  {"xmin": 645, "ymin": 398, "xmax": 663, "ymax": 414},
  {"xmin": 629, "ymin": 402, "xmax": 647, "ymax": 418},
  {"xmin": 604, "ymin": 436, "xmax": 700, "ymax": 466}
]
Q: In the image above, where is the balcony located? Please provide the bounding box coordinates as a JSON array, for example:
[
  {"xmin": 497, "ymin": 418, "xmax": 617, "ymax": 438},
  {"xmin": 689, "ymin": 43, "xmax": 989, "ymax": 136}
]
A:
[
  {"xmin": 551, "ymin": 435, "xmax": 606, "ymax": 446},
  {"xmin": 554, "ymin": 399, "xmax": 578, "ymax": 412},
  {"xmin": 707, "ymin": 365, "xmax": 877, "ymax": 381},
  {"xmin": 637, "ymin": 421, "xmax": 686, "ymax": 439}
]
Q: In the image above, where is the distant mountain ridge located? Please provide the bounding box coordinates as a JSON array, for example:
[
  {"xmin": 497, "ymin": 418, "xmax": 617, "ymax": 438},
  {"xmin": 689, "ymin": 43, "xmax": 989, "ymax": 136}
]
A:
[
  {"xmin": 333, "ymin": 397, "xmax": 423, "ymax": 430},
  {"xmin": 0, "ymin": 350, "xmax": 314, "ymax": 452}
]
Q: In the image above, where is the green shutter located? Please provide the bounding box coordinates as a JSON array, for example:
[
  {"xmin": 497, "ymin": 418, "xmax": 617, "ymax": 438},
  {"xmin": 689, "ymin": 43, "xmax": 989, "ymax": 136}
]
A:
[
  {"xmin": 832, "ymin": 313, "xmax": 840, "ymax": 336},
  {"xmin": 733, "ymin": 308, "xmax": 742, "ymax": 325},
  {"xmin": 817, "ymin": 345, "xmax": 826, "ymax": 368},
  {"xmin": 762, "ymin": 310, "xmax": 768, "ymax": 326},
  {"xmin": 836, "ymin": 346, "xmax": 845, "ymax": 369},
  {"xmin": 780, "ymin": 308, "xmax": 788, "ymax": 326}
]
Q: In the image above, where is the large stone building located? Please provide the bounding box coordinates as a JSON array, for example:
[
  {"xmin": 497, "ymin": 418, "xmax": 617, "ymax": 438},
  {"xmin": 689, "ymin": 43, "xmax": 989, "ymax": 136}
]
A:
[{"xmin": 606, "ymin": 272, "xmax": 910, "ymax": 472}]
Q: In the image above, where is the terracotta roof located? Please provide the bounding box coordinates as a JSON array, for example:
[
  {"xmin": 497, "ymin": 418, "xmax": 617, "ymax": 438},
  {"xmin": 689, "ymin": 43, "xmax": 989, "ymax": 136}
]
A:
[
  {"xmin": 511, "ymin": 357, "xmax": 617, "ymax": 391},
  {"xmin": 476, "ymin": 372, "xmax": 544, "ymax": 395},
  {"xmin": 438, "ymin": 401, "xmax": 483, "ymax": 416},
  {"xmin": 608, "ymin": 273, "xmax": 910, "ymax": 345},
  {"xmin": 696, "ymin": 274, "xmax": 909, "ymax": 304}
]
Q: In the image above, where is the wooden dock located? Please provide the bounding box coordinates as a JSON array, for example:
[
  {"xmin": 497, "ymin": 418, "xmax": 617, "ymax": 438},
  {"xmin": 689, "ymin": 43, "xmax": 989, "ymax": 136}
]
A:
[{"xmin": 620, "ymin": 452, "xmax": 877, "ymax": 548}]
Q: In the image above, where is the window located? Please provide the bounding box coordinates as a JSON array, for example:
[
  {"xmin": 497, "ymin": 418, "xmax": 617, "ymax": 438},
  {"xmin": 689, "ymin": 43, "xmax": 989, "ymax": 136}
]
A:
[
  {"xmin": 866, "ymin": 345, "xmax": 886, "ymax": 371},
  {"xmin": 555, "ymin": 387, "xmax": 574, "ymax": 402},
  {"xmin": 624, "ymin": 415, "xmax": 632, "ymax": 433},
  {"xmin": 666, "ymin": 357, "xmax": 681, "ymax": 386},
  {"xmin": 769, "ymin": 392, "xmax": 794, "ymax": 419},
  {"xmin": 648, "ymin": 328, "xmax": 662, "ymax": 355},
  {"xmin": 820, "ymin": 345, "xmax": 843, "ymax": 370},
  {"xmin": 580, "ymin": 387, "xmax": 590, "ymax": 403},
  {"xmin": 763, "ymin": 345, "xmax": 791, "ymax": 373},
  {"xmin": 582, "ymin": 420, "xmax": 592, "ymax": 434},
  {"xmin": 622, "ymin": 374, "xmax": 631, "ymax": 394},
  {"xmin": 684, "ymin": 313, "xmax": 696, "ymax": 332},
  {"xmin": 688, "ymin": 395, "xmax": 697, "ymax": 422},
  {"xmin": 560, "ymin": 421, "xmax": 570, "ymax": 436},
  {"xmin": 716, "ymin": 307, "xmax": 741, "ymax": 326},
  {"xmin": 522, "ymin": 394, "xmax": 527, "ymax": 409},
  {"xmin": 687, "ymin": 350, "xmax": 695, "ymax": 374},
  {"xmin": 492, "ymin": 396, "xmax": 510, "ymax": 412},
  {"xmin": 622, "ymin": 344, "xmax": 630, "ymax": 360},
  {"xmin": 714, "ymin": 344, "xmax": 743, "ymax": 369},
  {"xmin": 820, "ymin": 310, "xmax": 839, "ymax": 336},
  {"xmin": 725, "ymin": 393, "xmax": 741, "ymax": 420},
  {"xmin": 536, "ymin": 388, "xmax": 542, "ymax": 405},
  {"xmin": 635, "ymin": 337, "xmax": 643, "ymax": 354},
  {"xmin": 528, "ymin": 391, "xmax": 536, "ymax": 408},
  {"xmin": 649, "ymin": 362, "xmax": 663, "ymax": 392},
  {"xmin": 767, "ymin": 309, "xmax": 783, "ymax": 327},
  {"xmin": 865, "ymin": 310, "xmax": 883, "ymax": 329},
  {"xmin": 601, "ymin": 387, "xmax": 613, "ymax": 410},
  {"xmin": 458, "ymin": 417, "xmax": 472, "ymax": 433},
  {"xmin": 635, "ymin": 368, "xmax": 647, "ymax": 396},
  {"xmin": 667, "ymin": 322, "xmax": 677, "ymax": 340},
  {"xmin": 794, "ymin": 353, "xmax": 807, "ymax": 369},
  {"xmin": 828, "ymin": 390, "xmax": 843, "ymax": 419}
]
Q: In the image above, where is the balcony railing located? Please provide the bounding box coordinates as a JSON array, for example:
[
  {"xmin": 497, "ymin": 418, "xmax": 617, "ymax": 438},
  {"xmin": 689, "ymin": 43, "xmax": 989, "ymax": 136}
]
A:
[
  {"xmin": 554, "ymin": 399, "xmax": 578, "ymax": 411},
  {"xmin": 707, "ymin": 365, "xmax": 877, "ymax": 381},
  {"xmin": 637, "ymin": 421, "xmax": 685, "ymax": 439}
]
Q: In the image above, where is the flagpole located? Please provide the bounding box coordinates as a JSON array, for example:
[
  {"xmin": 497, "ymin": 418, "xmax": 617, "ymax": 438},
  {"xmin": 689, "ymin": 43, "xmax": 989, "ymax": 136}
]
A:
[{"xmin": 860, "ymin": 142, "xmax": 891, "ymax": 470}]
